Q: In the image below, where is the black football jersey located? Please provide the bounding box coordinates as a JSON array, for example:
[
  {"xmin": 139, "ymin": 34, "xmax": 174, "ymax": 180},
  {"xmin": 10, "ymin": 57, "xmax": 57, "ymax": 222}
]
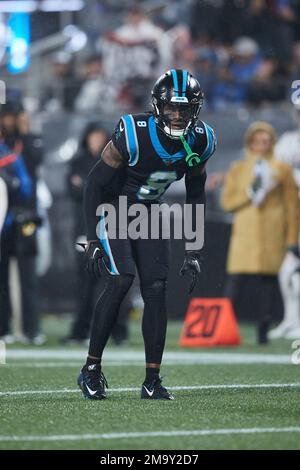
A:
[{"xmin": 111, "ymin": 112, "xmax": 216, "ymax": 203}]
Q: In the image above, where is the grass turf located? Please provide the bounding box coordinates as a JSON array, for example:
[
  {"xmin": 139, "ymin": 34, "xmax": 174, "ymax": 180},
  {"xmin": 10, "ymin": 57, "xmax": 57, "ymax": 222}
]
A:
[{"xmin": 0, "ymin": 316, "xmax": 299, "ymax": 450}]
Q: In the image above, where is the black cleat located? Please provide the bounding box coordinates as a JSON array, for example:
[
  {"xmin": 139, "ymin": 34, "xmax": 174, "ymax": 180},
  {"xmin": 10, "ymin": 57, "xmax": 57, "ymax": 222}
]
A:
[
  {"xmin": 77, "ymin": 364, "xmax": 108, "ymax": 400},
  {"xmin": 141, "ymin": 376, "xmax": 174, "ymax": 400}
]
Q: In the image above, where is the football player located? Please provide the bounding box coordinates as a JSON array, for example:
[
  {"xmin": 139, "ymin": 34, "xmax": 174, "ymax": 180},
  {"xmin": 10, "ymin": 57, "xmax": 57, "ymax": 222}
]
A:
[
  {"xmin": 268, "ymin": 110, "xmax": 300, "ymax": 340},
  {"xmin": 77, "ymin": 69, "xmax": 216, "ymax": 400}
]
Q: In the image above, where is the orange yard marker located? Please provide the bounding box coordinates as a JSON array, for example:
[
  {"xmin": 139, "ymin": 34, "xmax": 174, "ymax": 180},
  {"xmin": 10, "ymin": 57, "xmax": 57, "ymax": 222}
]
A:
[{"xmin": 179, "ymin": 298, "xmax": 241, "ymax": 347}]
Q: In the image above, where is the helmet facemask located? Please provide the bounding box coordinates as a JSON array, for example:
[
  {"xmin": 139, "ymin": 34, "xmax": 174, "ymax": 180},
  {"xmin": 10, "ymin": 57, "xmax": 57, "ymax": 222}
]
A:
[{"xmin": 152, "ymin": 98, "xmax": 202, "ymax": 139}]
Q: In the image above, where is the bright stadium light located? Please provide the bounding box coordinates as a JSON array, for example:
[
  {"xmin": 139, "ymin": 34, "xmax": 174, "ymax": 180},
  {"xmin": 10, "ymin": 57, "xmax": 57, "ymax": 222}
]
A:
[
  {"xmin": 40, "ymin": 0, "xmax": 84, "ymax": 12},
  {"xmin": 63, "ymin": 25, "xmax": 87, "ymax": 52},
  {"xmin": 0, "ymin": 1, "xmax": 37, "ymax": 13},
  {"xmin": 8, "ymin": 12, "xmax": 30, "ymax": 74},
  {"xmin": 0, "ymin": 1, "xmax": 85, "ymax": 13}
]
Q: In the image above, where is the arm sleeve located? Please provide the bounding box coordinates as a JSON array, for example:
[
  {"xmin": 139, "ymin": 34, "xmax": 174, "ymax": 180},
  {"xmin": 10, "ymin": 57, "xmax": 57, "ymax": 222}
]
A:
[
  {"xmin": 185, "ymin": 169, "xmax": 207, "ymax": 206},
  {"xmin": 84, "ymin": 158, "xmax": 121, "ymax": 240},
  {"xmin": 221, "ymin": 163, "xmax": 251, "ymax": 212},
  {"xmin": 185, "ymin": 169, "xmax": 207, "ymax": 251}
]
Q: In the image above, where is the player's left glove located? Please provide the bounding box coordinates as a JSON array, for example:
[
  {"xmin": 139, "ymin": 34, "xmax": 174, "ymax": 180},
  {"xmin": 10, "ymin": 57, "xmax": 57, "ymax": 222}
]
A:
[
  {"xmin": 76, "ymin": 240, "xmax": 110, "ymax": 279},
  {"xmin": 180, "ymin": 251, "xmax": 202, "ymax": 294}
]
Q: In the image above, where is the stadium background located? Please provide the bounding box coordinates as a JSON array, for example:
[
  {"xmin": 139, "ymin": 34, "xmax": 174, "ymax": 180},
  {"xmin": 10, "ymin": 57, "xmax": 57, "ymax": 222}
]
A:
[{"xmin": 1, "ymin": 0, "xmax": 300, "ymax": 319}]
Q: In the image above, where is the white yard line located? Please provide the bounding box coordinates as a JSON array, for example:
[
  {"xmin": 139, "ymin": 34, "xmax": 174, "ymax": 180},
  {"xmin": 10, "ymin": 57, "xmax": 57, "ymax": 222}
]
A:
[
  {"xmin": 6, "ymin": 362, "xmax": 145, "ymax": 368},
  {"xmin": 0, "ymin": 427, "xmax": 300, "ymax": 442},
  {"xmin": 0, "ymin": 382, "xmax": 299, "ymax": 397},
  {"xmin": 3, "ymin": 349, "xmax": 294, "ymax": 364}
]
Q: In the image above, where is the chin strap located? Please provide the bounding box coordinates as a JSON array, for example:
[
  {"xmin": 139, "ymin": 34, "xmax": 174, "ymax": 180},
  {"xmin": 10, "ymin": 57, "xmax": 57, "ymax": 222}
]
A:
[{"xmin": 180, "ymin": 134, "xmax": 204, "ymax": 167}]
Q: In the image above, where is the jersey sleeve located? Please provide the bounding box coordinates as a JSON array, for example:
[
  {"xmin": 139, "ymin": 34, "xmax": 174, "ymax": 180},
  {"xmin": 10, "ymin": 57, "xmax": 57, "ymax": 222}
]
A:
[
  {"xmin": 111, "ymin": 114, "xmax": 140, "ymax": 166},
  {"xmin": 194, "ymin": 121, "xmax": 217, "ymax": 164},
  {"xmin": 111, "ymin": 117, "xmax": 130, "ymax": 163}
]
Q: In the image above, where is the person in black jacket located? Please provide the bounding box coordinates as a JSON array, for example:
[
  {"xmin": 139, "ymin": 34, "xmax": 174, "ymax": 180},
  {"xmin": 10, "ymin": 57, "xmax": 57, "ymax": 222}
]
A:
[
  {"xmin": 0, "ymin": 103, "xmax": 44, "ymax": 344},
  {"xmin": 0, "ymin": 131, "xmax": 32, "ymax": 343},
  {"xmin": 16, "ymin": 109, "xmax": 45, "ymax": 344},
  {"xmin": 62, "ymin": 122, "xmax": 131, "ymax": 345}
]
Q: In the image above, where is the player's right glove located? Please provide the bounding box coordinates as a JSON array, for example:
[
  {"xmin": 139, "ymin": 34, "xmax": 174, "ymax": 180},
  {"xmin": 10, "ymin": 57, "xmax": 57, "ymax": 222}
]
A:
[
  {"xmin": 180, "ymin": 251, "xmax": 202, "ymax": 294},
  {"xmin": 76, "ymin": 240, "xmax": 110, "ymax": 279}
]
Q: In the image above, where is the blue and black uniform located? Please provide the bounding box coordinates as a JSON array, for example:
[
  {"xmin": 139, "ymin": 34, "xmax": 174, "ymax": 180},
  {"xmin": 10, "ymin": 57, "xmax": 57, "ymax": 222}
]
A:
[
  {"xmin": 111, "ymin": 112, "xmax": 215, "ymax": 203},
  {"xmin": 84, "ymin": 112, "xmax": 216, "ymax": 364},
  {"xmin": 85, "ymin": 112, "xmax": 216, "ymax": 276}
]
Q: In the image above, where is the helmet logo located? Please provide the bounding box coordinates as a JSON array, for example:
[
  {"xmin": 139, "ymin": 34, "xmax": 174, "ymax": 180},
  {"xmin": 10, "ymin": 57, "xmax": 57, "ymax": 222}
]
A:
[{"xmin": 170, "ymin": 96, "xmax": 189, "ymax": 103}]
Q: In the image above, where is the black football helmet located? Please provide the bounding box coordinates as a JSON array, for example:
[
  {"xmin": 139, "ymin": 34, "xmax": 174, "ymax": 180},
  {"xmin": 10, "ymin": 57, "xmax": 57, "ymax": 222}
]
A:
[{"xmin": 151, "ymin": 69, "xmax": 204, "ymax": 139}]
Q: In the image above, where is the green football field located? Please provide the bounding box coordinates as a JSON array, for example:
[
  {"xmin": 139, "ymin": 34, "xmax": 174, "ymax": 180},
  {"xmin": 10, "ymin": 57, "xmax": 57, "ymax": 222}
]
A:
[{"xmin": 0, "ymin": 316, "xmax": 300, "ymax": 450}]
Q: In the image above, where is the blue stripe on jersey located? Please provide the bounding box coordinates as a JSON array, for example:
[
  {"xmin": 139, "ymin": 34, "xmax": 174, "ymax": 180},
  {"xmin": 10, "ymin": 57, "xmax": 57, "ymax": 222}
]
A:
[
  {"xmin": 122, "ymin": 114, "xmax": 139, "ymax": 166},
  {"xmin": 182, "ymin": 69, "xmax": 188, "ymax": 96},
  {"xmin": 99, "ymin": 208, "xmax": 119, "ymax": 276},
  {"xmin": 201, "ymin": 122, "xmax": 216, "ymax": 161},
  {"xmin": 148, "ymin": 116, "xmax": 195, "ymax": 162},
  {"xmin": 171, "ymin": 69, "xmax": 179, "ymax": 96}
]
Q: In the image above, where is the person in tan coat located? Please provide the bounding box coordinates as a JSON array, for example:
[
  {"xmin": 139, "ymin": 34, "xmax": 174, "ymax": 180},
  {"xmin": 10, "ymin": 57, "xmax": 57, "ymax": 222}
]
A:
[{"xmin": 221, "ymin": 121, "xmax": 300, "ymax": 344}]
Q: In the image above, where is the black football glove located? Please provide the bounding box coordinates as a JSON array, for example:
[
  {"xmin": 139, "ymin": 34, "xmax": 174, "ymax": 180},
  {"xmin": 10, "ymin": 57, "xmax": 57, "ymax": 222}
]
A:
[
  {"xmin": 76, "ymin": 240, "xmax": 110, "ymax": 279},
  {"xmin": 179, "ymin": 251, "xmax": 202, "ymax": 294}
]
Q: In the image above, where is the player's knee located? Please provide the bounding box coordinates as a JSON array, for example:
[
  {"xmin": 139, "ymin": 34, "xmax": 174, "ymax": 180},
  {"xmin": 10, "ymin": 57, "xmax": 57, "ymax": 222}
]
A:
[
  {"xmin": 105, "ymin": 272, "xmax": 135, "ymax": 296},
  {"xmin": 115, "ymin": 273, "xmax": 135, "ymax": 293},
  {"xmin": 140, "ymin": 279, "xmax": 167, "ymax": 302}
]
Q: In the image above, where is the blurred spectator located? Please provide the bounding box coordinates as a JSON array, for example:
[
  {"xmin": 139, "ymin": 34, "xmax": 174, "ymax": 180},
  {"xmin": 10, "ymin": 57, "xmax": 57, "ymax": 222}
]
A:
[
  {"xmin": 218, "ymin": 0, "xmax": 251, "ymax": 45},
  {"xmin": 221, "ymin": 121, "xmax": 300, "ymax": 344},
  {"xmin": 0, "ymin": 126, "xmax": 32, "ymax": 343},
  {"xmin": 41, "ymin": 51, "xmax": 82, "ymax": 112},
  {"xmin": 290, "ymin": 41, "xmax": 300, "ymax": 81},
  {"xmin": 98, "ymin": 5, "xmax": 174, "ymax": 109},
  {"xmin": 189, "ymin": 0, "xmax": 221, "ymax": 43},
  {"xmin": 193, "ymin": 47, "xmax": 218, "ymax": 107},
  {"xmin": 16, "ymin": 110, "xmax": 44, "ymax": 210},
  {"xmin": 213, "ymin": 37, "xmax": 262, "ymax": 108},
  {"xmin": 62, "ymin": 122, "xmax": 130, "ymax": 345},
  {"xmin": 0, "ymin": 105, "xmax": 45, "ymax": 344},
  {"xmin": 247, "ymin": 57, "xmax": 287, "ymax": 105},
  {"xmin": 75, "ymin": 54, "xmax": 121, "ymax": 114},
  {"xmin": 293, "ymin": 1, "xmax": 300, "ymax": 41},
  {"xmin": 0, "ymin": 101, "xmax": 21, "ymax": 149},
  {"xmin": 268, "ymin": 109, "xmax": 300, "ymax": 340},
  {"xmin": 246, "ymin": 0, "xmax": 297, "ymax": 65},
  {"xmin": 16, "ymin": 111, "xmax": 46, "ymax": 344}
]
